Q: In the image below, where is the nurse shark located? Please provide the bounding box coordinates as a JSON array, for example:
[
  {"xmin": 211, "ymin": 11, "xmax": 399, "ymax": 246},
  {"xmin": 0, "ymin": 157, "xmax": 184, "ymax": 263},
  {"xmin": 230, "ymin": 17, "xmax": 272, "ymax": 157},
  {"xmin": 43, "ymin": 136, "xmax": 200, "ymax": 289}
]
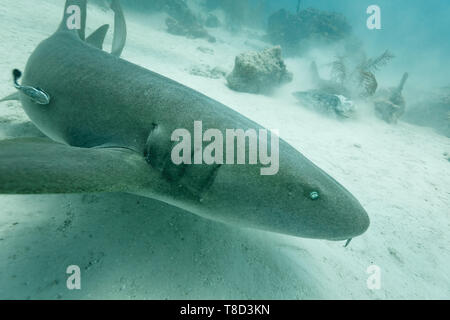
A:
[{"xmin": 0, "ymin": 0, "xmax": 369, "ymax": 241}]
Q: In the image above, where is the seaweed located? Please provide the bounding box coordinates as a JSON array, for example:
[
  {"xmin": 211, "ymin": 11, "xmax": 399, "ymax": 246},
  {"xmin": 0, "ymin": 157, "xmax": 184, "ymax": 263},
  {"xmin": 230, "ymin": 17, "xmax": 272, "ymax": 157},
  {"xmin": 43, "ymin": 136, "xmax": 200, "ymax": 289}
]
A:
[
  {"xmin": 358, "ymin": 50, "xmax": 395, "ymax": 74},
  {"xmin": 330, "ymin": 56, "xmax": 347, "ymax": 86},
  {"xmin": 328, "ymin": 50, "xmax": 394, "ymax": 97},
  {"xmin": 358, "ymin": 71, "xmax": 378, "ymax": 97}
]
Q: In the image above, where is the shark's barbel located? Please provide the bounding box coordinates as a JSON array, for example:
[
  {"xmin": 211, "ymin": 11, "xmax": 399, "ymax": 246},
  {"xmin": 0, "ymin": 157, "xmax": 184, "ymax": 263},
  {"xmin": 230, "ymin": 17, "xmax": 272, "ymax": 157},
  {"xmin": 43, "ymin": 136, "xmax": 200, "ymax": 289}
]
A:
[{"xmin": 0, "ymin": 0, "xmax": 369, "ymax": 240}]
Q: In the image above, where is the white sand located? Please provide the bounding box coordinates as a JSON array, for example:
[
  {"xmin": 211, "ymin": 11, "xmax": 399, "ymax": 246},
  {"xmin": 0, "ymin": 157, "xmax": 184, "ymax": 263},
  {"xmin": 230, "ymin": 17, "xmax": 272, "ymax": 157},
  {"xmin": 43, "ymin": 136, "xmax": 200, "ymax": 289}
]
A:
[{"xmin": 0, "ymin": 0, "xmax": 448, "ymax": 299}]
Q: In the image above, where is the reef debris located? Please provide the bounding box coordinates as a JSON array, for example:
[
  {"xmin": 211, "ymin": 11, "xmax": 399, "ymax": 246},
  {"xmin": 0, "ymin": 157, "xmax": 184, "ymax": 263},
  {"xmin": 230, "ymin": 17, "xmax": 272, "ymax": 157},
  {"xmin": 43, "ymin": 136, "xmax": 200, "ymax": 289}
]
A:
[
  {"xmin": 266, "ymin": 8, "xmax": 352, "ymax": 55},
  {"xmin": 372, "ymin": 73, "xmax": 409, "ymax": 124},
  {"xmin": 227, "ymin": 46, "xmax": 293, "ymax": 94},
  {"xmin": 293, "ymin": 90, "xmax": 356, "ymax": 118},
  {"xmin": 189, "ymin": 64, "xmax": 227, "ymax": 79},
  {"xmin": 166, "ymin": 16, "xmax": 216, "ymax": 43},
  {"xmin": 403, "ymin": 86, "xmax": 450, "ymax": 136}
]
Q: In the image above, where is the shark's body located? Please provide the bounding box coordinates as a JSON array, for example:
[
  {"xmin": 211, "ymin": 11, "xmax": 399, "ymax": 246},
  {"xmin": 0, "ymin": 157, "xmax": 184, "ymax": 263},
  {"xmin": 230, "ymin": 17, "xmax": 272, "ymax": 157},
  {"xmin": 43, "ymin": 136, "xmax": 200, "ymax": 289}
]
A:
[{"xmin": 0, "ymin": 0, "xmax": 369, "ymax": 240}]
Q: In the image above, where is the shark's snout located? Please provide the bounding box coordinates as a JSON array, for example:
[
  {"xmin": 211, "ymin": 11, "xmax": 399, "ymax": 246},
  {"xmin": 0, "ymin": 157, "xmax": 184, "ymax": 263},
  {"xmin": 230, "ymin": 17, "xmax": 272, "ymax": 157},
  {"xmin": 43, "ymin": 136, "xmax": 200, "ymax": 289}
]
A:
[
  {"xmin": 317, "ymin": 183, "xmax": 370, "ymax": 240},
  {"xmin": 194, "ymin": 153, "xmax": 370, "ymax": 241},
  {"xmin": 284, "ymin": 165, "xmax": 370, "ymax": 240}
]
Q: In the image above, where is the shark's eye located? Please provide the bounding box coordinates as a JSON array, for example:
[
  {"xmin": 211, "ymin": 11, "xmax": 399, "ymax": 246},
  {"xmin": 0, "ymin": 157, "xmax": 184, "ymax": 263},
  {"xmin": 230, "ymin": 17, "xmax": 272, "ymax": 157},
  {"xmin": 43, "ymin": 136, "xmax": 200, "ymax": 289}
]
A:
[{"xmin": 309, "ymin": 191, "xmax": 320, "ymax": 200}]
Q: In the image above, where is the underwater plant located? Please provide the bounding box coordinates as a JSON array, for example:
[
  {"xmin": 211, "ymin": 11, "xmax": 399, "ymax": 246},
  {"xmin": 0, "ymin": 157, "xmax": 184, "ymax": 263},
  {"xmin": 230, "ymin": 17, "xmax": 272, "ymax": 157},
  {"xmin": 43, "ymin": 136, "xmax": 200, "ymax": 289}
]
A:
[{"xmin": 330, "ymin": 50, "xmax": 395, "ymax": 98}]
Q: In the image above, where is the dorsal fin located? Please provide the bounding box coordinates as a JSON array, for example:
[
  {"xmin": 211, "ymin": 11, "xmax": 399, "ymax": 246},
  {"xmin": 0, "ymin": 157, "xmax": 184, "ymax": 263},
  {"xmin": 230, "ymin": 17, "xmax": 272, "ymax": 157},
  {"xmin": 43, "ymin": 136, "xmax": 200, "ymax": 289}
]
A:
[
  {"xmin": 86, "ymin": 24, "xmax": 110, "ymax": 50},
  {"xmin": 57, "ymin": 0, "xmax": 87, "ymax": 40},
  {"xmin": 110, "ymin": 0, "xmax": 127, "ymax": 57}
]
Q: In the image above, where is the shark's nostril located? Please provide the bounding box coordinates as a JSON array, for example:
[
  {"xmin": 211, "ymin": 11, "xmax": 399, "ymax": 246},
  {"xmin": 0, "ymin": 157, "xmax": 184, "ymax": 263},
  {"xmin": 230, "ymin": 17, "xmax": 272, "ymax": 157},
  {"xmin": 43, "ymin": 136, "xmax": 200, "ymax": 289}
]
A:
[{"xmin": 309, "ymin": 191, "xmax": 320, "ymax": 200}]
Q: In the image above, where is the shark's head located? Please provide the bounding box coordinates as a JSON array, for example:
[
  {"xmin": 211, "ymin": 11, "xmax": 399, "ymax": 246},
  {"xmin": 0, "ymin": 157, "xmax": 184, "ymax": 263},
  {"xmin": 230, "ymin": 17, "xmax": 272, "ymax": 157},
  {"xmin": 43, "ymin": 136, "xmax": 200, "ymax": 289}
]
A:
[{"xmin": 188, "ymin": 140, "xmax": 370, "ymax": 241}]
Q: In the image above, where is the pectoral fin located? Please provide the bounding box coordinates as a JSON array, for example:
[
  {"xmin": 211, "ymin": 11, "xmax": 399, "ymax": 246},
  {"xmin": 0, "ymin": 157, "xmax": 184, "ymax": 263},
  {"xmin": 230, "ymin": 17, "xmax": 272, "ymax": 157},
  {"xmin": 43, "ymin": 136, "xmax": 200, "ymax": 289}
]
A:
[
  {"xmin": 0, "ymin": 138, "xmax": 152, "ymax": 194},
  {"xmin": 0, "ymin": 92, "xmax": 20, "ymax": 102}
]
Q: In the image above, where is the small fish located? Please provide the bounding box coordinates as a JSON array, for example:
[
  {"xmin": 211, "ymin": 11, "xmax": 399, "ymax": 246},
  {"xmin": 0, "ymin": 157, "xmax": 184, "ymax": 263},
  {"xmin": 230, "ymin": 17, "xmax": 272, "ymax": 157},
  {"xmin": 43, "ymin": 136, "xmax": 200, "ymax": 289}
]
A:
[{"xmin": 12, "ymin": 69, "xmax": 50, "ymax": 105}]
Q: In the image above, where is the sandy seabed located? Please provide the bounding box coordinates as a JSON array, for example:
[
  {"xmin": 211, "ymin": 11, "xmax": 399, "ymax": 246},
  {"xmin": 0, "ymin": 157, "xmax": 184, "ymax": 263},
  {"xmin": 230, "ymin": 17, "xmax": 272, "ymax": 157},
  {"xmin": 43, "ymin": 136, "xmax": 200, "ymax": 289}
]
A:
[{"xmin": 0, "ymin": 0, "xmax": 448, "ymax": 299}]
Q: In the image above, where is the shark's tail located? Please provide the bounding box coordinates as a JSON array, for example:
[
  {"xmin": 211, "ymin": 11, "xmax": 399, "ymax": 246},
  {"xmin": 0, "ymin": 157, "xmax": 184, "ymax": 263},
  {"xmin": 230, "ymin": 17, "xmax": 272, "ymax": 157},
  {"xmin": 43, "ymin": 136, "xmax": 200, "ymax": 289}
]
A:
[
  {"xmin": 110, "ymin": 0, "xmax": 127, "ymax": 57},
  {"xmin": 58, "ymin": 0, "xmax": 87, "ymax": 40}
]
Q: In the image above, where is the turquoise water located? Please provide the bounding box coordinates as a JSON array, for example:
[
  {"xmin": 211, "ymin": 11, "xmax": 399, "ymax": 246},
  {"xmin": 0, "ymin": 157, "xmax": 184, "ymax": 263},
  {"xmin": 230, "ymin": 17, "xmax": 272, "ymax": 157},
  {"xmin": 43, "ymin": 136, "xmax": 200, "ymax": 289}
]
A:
[{"xmin": 0, "ymin": 0, "xmax": 448, "ymax": 300}]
